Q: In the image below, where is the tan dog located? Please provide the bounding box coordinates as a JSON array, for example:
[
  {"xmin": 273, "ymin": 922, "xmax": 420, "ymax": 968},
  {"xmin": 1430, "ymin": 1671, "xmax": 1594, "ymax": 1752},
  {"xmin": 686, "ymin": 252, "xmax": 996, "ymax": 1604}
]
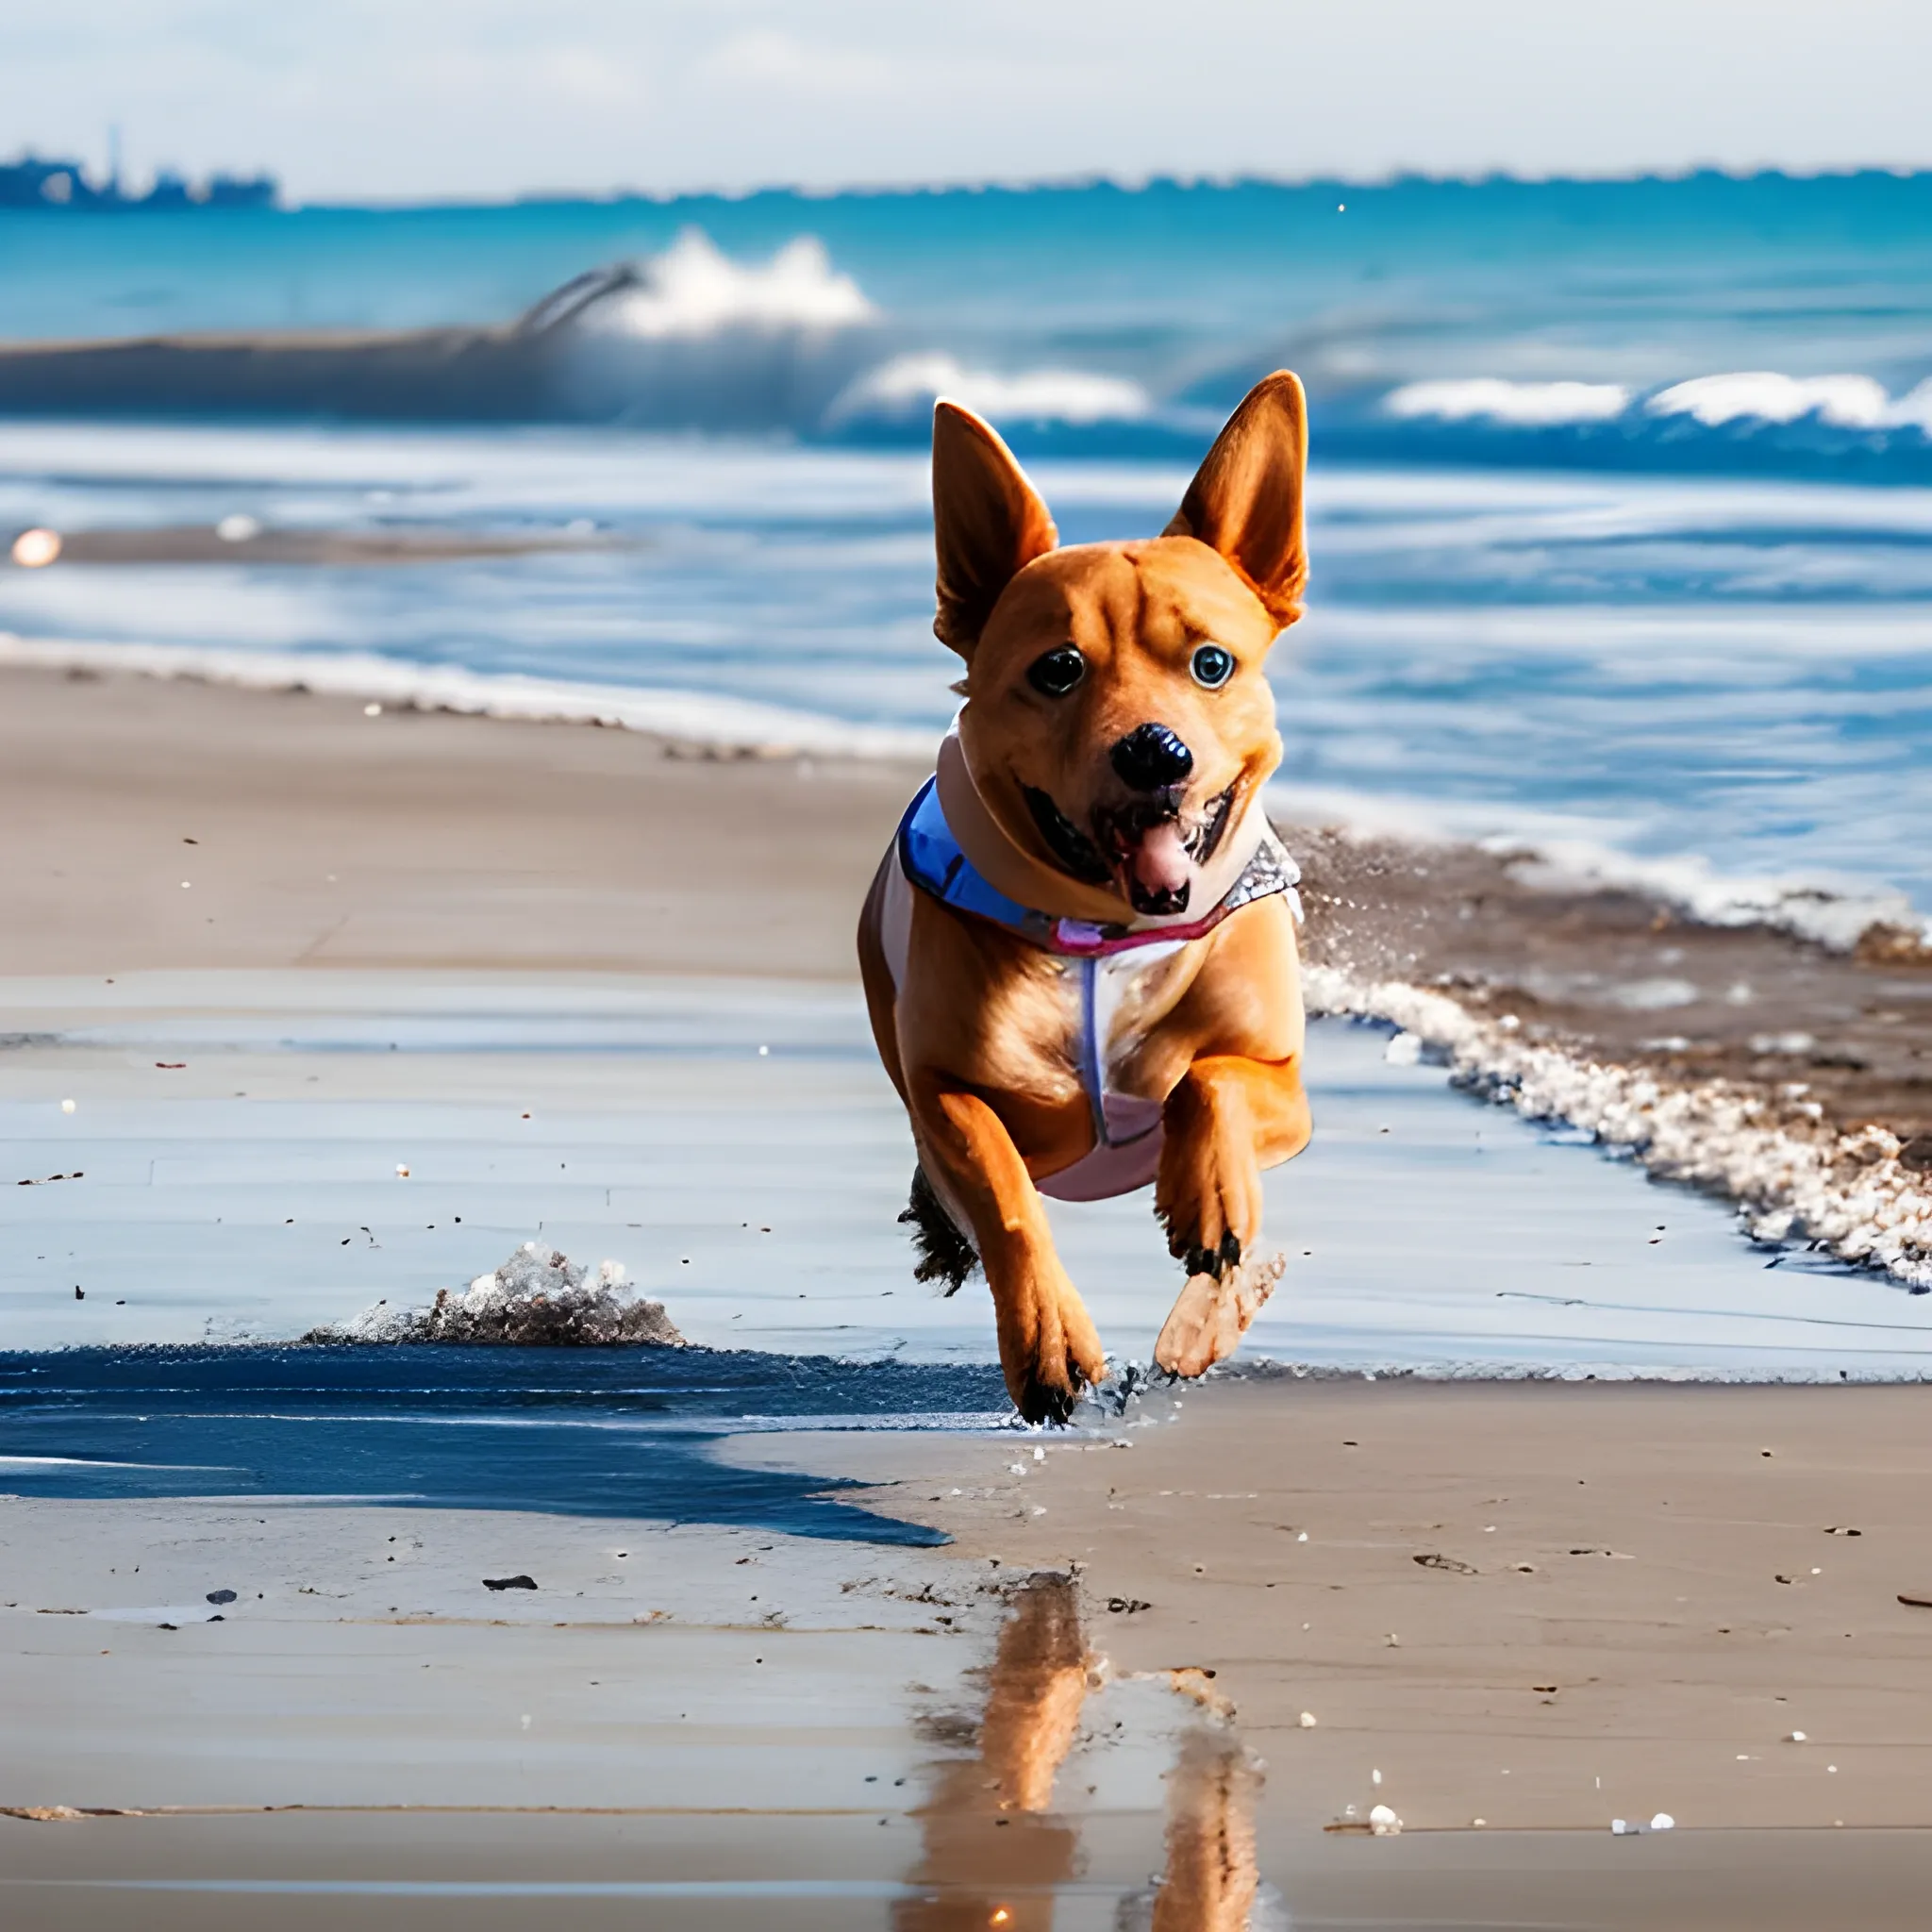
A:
[{"xmin": 858, "ymin": 372, "xmax": 1312, "ymax": 1423}]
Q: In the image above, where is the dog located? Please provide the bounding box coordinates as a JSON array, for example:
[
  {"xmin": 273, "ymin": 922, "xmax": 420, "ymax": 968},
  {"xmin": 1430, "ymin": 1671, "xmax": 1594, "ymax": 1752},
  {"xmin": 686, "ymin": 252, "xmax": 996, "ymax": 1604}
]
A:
[{"xmin": 858, "ymin": 372, "xmax": 1312, "ymax": 1423}]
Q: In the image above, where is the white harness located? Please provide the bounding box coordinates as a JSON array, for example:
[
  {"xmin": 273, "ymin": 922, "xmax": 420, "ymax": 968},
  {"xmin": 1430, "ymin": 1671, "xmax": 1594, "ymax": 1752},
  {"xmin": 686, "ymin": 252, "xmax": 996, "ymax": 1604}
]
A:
[{"xmin": 878, "ymin": 774, "xmax": 1301, "ymax": 1203}]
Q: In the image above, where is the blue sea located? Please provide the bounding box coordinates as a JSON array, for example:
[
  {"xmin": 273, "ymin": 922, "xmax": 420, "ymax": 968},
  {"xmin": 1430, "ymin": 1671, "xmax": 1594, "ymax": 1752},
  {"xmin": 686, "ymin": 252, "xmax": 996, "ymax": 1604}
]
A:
[{"xmin": 1, "ymin": 174, "xmax": 1930, "ymax": 918}]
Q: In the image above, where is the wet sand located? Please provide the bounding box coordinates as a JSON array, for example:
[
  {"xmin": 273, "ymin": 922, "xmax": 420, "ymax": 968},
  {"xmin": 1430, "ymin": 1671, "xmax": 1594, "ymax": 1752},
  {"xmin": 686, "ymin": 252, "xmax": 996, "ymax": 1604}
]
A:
[
  {"xmin": 0, "ymin": 1496, "xmax": 1008, "ymax": 1930},
  {"xmin": 8, "ymin": 973, "xmax": 1928, "ymax": 1368},
  {"xmin": 8, "ymin": 1540, "xmax": 1932, "ymax": 1927},
  {"xmin": 788, "ymin": 1376, "xmax": 1932, "ymax": 1833},
  {"xmin": 0, "ymin": 665, "xmax": 920, "ymax": 979}
]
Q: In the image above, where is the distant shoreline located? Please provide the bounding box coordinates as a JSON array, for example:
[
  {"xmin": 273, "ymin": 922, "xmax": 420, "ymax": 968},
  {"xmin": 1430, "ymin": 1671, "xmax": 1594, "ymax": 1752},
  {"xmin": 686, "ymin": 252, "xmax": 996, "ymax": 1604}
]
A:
[{"xmin": 8, "ymin": 163, "xmax": 1932, "ymax": 220}]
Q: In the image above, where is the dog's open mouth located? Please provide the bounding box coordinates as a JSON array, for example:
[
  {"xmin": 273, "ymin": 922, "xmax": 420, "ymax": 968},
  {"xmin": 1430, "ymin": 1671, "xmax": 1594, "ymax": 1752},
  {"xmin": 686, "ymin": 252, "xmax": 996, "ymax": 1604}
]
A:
[{"xmin": 1023, "ymin": 782, "xmax": 1237, "ymax": 917}]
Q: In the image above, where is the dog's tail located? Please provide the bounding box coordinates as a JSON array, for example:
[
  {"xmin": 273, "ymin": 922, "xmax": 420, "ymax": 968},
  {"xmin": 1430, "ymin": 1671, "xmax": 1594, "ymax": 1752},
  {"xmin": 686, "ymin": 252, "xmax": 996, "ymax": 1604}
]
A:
[{"xmin": 897, "ymin": 1164, "xmax": 979, "ymax": 1296}]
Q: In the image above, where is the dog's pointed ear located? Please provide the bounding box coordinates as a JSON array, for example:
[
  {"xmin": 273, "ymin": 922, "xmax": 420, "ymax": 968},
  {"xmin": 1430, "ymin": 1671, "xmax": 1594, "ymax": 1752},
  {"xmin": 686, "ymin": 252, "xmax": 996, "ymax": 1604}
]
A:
[
  {"xmin": 1163, "ymin": 370, "xmax": 1307, "ymax": 628},
  {"xmin": 932, "ymin": 400, "xmax": 1058, "ymax": 655}
]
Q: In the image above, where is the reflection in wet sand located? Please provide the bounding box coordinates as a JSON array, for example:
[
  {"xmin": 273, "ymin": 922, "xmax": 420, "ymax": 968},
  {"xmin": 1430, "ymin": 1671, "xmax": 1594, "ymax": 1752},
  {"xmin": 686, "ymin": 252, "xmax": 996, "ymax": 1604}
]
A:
[
  {"xmin": 894, "ymin": 1574, "xmax": 1087, "ymax": 1932},
  {"xmin": 1146, "ymin": 1727, "xmax": 1262, "ymax": 1932},
  {"xmin": 897, "ymin": 1572, "xmax": 1262, "ymax": 1931}
]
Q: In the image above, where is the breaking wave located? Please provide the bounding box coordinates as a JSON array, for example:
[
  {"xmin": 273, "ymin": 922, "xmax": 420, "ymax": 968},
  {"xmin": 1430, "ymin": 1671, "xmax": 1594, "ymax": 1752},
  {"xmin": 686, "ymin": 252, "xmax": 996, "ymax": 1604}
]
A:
[
  {"xmin": 26, "ymin": 206, "xmax": 1932, "ymax": 479},
  {"xmin": 558, "ymin": 229, "xmax": 875, "ymax": 341},
  {"xmin": 540, "ymin": 230, "xmax": 884, "ymax": 428},
  {"xmin": 1646, "ymin": 372, "xmax": 1932, "ymax": 432},
  {"xmin": 827, "ymin": 353, "xmax": 1151, "ymax": 428},
  {"xmin": 551, "ymin": 242, "xmax": 1169, "ymax": 440},
  {"xmin": 1355, "ymin": 372, "xmax": 1932, "ymax": 480},
  {"xmin": 0, "ymin": 225, "xmax": 1174, "ymax": 443},
  {"xmin": 1382, "ymin": 379, "xmax": 1632, "ymax": 426}
]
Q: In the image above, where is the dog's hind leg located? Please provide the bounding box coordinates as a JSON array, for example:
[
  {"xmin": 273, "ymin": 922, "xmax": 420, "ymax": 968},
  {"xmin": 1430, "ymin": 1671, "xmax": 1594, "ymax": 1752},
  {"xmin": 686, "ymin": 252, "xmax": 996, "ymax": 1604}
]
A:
[{"xmin": 897, "ymin": 1162, "xmax": 979, "ymax": 1295}]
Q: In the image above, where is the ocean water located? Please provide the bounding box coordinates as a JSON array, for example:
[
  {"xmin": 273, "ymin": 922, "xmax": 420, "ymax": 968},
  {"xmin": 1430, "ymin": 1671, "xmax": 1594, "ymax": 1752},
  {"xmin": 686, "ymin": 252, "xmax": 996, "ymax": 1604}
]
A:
[
  {"xmin": 2, "ymin": 175, "xmax": 1929, "ymax": 917},
  {"xmin": 0, "ymin": 1344, "xmax": 1004, "ymax": 1538}
]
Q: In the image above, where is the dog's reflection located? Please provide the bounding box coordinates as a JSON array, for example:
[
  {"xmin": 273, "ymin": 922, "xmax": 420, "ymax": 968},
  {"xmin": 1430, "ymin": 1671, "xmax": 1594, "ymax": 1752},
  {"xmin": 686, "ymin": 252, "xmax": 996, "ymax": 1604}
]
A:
[
  {"xmin": 1141, "ymin": 1725, "xmax": 1261, "ymax": 1932},
  {"xmin": 894, "ymin": 1573, "xmax": 1260, "ymax": 1932}
]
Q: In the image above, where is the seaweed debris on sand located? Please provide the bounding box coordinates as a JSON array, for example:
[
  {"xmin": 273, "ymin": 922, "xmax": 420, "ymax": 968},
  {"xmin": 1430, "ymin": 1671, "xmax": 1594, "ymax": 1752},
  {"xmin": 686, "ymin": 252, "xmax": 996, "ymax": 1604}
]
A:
[{"xmin": 306, "ymin": 1242, "xmax": 684, "ymax": 1346}]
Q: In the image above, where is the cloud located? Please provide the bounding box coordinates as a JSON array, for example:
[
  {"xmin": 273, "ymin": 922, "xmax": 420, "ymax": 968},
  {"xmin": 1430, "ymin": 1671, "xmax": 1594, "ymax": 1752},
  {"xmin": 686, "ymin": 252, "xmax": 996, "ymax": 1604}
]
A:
[
  {"xmin": 539, "ymin": 47, "xmax": 647, "ymax": 108},
  {"xmin": 700, "ymin": 28, "xmax": 898, "ymax": 98}
]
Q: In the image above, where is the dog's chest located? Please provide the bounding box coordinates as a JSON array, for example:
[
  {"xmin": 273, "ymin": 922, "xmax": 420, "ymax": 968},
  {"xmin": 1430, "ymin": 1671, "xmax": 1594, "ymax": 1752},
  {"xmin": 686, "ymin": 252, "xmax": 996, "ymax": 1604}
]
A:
[
  {"xmin": 1033, "ymin": 939, "xmax": 1193, "ymax": 1107},
  {"xmin": 1000, "ymin": 940, "xmax": 1193, "ymax": 1202}
]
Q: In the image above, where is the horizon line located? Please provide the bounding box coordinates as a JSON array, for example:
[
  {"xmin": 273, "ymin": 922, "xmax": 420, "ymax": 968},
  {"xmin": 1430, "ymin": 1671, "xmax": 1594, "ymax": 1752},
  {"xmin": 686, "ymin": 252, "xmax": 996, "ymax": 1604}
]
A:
[
  {"xmin": 336, "ymin": 159, "xmax": 1932, "ymax": 214},
  {"xmin": 14, "ymin": 158, "xmax": 1924, "ymax": 217}
]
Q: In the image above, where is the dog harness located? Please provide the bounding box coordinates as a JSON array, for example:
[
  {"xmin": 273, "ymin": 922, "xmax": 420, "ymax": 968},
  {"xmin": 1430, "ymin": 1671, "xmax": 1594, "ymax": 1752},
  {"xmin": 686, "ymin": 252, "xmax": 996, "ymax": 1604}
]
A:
[{"xmin": 880, "ymin": 774, "xmax": 1301, "ymax": 1204}]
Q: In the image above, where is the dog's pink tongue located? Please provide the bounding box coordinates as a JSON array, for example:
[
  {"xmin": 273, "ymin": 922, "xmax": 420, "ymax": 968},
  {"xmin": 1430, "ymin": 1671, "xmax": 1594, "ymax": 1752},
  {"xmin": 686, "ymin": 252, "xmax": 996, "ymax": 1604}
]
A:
[{"xmin": 1125, "ymin": 821, "xmax": 1192, "ymax": 901}]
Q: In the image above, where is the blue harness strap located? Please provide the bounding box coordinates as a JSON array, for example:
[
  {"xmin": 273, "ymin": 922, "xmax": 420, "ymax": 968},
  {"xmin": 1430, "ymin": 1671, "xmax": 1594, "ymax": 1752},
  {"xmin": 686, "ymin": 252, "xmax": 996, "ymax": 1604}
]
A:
[
  {"xmin": 897, "ymin": 776, "xmax": 1060, "ymax": 945},
  {"xmin": 1076, "ymin": 954, "xmax": 1108, "ymax": 1149},
  {"xmin": 894, "ymin": 774, "xmax": 1299, "ymax": 959}
]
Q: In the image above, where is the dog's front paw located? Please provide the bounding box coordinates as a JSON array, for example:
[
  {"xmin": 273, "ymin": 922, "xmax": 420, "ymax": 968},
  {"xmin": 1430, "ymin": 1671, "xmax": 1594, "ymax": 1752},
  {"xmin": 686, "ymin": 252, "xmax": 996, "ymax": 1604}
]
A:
[
  {"xmin": 996, "ymin": 1269, "xmax": 1106, "ymax": 1425},
  {"xmin": 1154, "ymin": 1250, "xmax": 1283, "ymax": 1379},
  {"xmin": 1156, "ymin": 1090, "xmax": 1264, "ymax": 1281}
]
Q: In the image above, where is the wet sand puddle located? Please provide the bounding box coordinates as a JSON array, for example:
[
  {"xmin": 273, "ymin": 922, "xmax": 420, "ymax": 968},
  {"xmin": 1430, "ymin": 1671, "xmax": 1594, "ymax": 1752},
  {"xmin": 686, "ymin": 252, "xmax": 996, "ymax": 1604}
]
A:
[
  {"xmin": 11, "ymin": 1555, "xmax": 1932, "ymax": 1927},
  {"xmin": 896, "ymin": 1572, "xmax": 1270, "ymax": 1932},
  {"xmin": 910, "ymin": 1583, "xmax": 1932, "ymax": 1932},
  {"xmin": 0, "ymin": 1571, "xmax": 1271, "ymax": 1931},
  {"xmin": 6, "ymin": 971, "xmax": 1930, "ymax": 1376}
]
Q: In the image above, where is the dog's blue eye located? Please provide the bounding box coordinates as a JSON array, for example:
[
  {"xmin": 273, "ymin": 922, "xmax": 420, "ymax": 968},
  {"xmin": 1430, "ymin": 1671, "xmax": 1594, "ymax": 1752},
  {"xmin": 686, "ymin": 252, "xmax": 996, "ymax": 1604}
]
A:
[
  {"xmin": 1026, "ymin": 647, "xmax": 1086, "ymax": 698},
  {"xmin": 1191, "ymin": 643, "xmax": 1236, "ymax": 689}
]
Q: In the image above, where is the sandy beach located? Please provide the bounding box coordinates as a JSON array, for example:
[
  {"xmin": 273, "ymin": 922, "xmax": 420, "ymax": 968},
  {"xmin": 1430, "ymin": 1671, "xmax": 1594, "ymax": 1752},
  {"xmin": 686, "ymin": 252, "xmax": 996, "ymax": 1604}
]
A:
[
  {"xmin": 0, "ymin": 663, "xmax": 920, "ymax": 979},
  {"xmin": 789, "ymin": 1378, "xmax": 1932, "ymax": 1834},
  {"xmin": 7, "ymin": 664, "xmax": 1932, "ymax": 1922}
]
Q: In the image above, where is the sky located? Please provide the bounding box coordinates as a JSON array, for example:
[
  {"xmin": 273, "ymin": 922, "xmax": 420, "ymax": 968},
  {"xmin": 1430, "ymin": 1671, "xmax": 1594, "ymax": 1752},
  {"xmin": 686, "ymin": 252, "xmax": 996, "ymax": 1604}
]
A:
[{"xmin": 7, "ymin": 0, "xmax": 1932, "ymax": 204}]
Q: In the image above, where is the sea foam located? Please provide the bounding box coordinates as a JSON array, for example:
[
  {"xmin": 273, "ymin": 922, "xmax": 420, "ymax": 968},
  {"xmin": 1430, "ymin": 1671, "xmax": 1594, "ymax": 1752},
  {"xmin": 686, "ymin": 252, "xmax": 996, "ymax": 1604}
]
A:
[
  {"xmin": 1375, "ymin": 369, "xmax": 1932, "ymax": 448},
  {"xmin": 309, "ymin": 1242, "xmax": 683, "ymax": 1347},
  {"xmin": 1382, "ymin": 379, "xmax": 1632, "ymax": 425},
  {"xmin": 0, "ymin": 631, "xmax": 937, "ymax": 761},
  {"xmin": 1268, "ymin": 779, "xmax": 1930, "ymax": 956},
  {"xmin": 565, "ymin": 230, "xmax": 876, "ymax": 341},
  {"xmin": 829, "ymin": 353, "xmax": 1151, "ymax": 427},
  {"xmin": 1647, "ymin": 372, "xmax": 1932, "ymax": 432}
]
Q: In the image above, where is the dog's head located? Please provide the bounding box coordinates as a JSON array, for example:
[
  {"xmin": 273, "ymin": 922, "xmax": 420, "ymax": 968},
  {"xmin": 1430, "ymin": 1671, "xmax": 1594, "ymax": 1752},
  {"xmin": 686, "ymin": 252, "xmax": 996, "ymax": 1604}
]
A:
[{"xmin": 933, "ymin": 372, "xmax": 1307, "ymax": 920}]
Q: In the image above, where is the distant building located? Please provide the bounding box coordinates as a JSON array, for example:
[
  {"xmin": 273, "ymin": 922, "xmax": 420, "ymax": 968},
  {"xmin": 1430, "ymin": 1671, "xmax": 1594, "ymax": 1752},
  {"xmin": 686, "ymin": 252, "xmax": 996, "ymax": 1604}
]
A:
[
  {"xmin": 0, "ymin": 152, "xmax": 277, "ymax": 210},
  {"xmin": 0, "ymin": 154, "xmax": 89, "ymax": 208},
  {"xmin": 203, "ymin": 173, "xmax": 277, "ymax": 209}
]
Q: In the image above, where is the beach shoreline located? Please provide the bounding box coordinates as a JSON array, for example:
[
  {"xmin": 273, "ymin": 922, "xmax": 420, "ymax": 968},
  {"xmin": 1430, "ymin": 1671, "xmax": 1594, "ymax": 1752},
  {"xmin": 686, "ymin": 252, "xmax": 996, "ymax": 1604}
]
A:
[
  {"xmin": 8, "ymin": 661, "xmax": 1932, "ymax": 1907},
  {"xmin": 3, "ymin": 657, "xmax": 1927, "ymax": 1295}
]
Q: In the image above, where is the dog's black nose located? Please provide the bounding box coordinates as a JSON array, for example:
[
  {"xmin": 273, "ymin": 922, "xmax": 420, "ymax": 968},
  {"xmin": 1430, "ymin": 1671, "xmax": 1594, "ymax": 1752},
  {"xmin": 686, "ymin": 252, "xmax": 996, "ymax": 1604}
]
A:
[{"xmin": 1109, "ymin": 722, "xmax": 1194, "ymax": 792}]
